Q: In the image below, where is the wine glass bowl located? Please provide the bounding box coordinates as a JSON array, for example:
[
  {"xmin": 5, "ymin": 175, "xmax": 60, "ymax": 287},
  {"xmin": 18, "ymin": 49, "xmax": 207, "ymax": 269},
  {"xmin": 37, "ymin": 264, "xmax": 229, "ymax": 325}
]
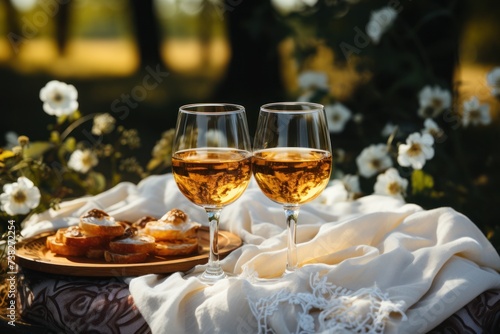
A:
[
  {"xmin": 173, "ymin": 149, "xmax": 252, "ymax": 208},
  {"xmin": 172, "ymin": 103, "xmax": 252, "ymax": 283},
  {"xmin": 252, "ymin": 148, "xmax": 332, "ymax": 205},
  {"xmin": 252, "ymin": 102, "xmax": 332, "ymax": 275}
]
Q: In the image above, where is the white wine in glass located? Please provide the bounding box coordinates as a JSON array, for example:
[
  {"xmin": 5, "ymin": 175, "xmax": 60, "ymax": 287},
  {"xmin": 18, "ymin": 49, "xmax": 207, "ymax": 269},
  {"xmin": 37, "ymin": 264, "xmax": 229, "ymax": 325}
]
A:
[
  {"xmin": 172, "ymin": 103, "xmax": 252, "ymax": 283},
  {"xmin": 252, "ymin": 102, "xmax": 332, "ymax": 275}
]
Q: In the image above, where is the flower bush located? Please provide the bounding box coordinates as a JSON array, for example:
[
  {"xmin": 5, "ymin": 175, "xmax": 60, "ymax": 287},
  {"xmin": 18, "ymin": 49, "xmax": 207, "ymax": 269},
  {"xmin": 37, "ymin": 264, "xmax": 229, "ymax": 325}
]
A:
[
  {"xmin": 267, "ymin": 0, "xmax": 500, "ymax": 250},
  {"xmin": 0, "ymin": 80, "xmax": 175, "ymax": 264}
]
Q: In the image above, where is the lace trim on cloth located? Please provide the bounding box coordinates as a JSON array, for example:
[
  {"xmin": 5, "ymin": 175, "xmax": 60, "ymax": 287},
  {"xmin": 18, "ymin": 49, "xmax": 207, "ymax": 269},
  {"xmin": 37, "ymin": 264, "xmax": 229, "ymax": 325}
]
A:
[{"xmin": 248, "ymin": 273, "xmax": 407, "ymax": 334}]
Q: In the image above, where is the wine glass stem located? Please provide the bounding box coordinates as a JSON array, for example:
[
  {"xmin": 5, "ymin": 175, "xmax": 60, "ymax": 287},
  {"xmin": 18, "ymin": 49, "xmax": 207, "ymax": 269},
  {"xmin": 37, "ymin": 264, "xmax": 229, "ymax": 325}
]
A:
[
  {"xmin": 284, "ymin": 205, "xmax": 300, "ymax": 273},
  {"xmin": 203, "ymin": 208, "xmax": 225, "ymax": 280}
]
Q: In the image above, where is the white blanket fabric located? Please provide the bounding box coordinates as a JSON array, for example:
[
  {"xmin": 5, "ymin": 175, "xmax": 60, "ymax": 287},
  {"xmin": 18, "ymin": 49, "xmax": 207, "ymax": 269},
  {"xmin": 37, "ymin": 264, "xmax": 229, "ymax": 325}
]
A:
[{"xmin": 22, "ymin": 174, "xmax": 500, "ymax": 333}]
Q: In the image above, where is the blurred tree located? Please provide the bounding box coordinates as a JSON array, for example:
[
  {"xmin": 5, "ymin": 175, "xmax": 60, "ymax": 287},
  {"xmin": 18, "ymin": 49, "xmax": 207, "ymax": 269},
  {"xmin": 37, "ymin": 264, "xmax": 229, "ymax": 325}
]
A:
[
  {"xmin": 210, "ymin": 0, "xmax": 285, "ymax": 132},
  {"xmin": 129, "ymin": 0, "xmax": 163, "ymax": 68},
  {"xmin": 55, "ymin": 1, "xmax": 71, "ymax": 55}
]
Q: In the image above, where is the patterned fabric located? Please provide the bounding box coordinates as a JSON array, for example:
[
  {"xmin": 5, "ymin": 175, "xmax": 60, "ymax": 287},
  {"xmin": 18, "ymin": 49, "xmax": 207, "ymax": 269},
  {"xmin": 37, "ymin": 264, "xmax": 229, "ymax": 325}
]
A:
[
  {"xmin": 18, "ymin": 269, "xmax": 151, "ymax": 334},
  {"xmin": 430, "ymin": 289, "xmax": 500, "ymax": 333},
  {"xmin": 17, "ymin": 268, "xmax": 500, "ymax": 334}
]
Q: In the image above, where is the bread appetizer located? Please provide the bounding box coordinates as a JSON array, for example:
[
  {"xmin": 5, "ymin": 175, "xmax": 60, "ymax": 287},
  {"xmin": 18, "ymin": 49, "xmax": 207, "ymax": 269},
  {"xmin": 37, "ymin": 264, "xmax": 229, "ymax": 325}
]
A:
[
  {"xmin": 46, "ymin": 235, "xmax": 89, "ymax": 257},
  {"xmin": 47, "ymin": 208, "xmax": 201, "ymax": 263},
  {"xmin": 109, "ymin": 233, "xmax": 156, "ymax": 255},
  {"xmin": 79, "ymin": 209, "xmax": 125, "ymax": 237},
  {"xmin": 154, "ymin": 238, "xmax": 199, "ymax": 256},
  {"xmin": 61, "ymin": 226, "xmax": 111, "ymax": 248},
  {"xmin": 144, "ymin": 208, "xmax": 200, "ymax": 241}
]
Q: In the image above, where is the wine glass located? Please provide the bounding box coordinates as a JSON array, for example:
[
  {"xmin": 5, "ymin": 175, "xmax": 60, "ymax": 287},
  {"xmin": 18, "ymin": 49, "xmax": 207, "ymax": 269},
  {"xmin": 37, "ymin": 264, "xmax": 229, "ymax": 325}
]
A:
[
  {"xmin": 252, "ymin": 102, "xmax": 332, "ymax": 275},
  {"xmin": 171, "ymin": 103, "xmax": 252, "ymax": 283}
]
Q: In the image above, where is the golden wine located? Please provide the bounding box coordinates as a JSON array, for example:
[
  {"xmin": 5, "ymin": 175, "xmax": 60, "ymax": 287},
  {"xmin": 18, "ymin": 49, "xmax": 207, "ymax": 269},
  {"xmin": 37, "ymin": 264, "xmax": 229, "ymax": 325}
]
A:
[
  {"xmin": 252, "ymin": 148, "xmax": 332, "ymax": 205},
  {"xmin": 172, "ymin": 148, "xmax": 252, "ymax": 207}
]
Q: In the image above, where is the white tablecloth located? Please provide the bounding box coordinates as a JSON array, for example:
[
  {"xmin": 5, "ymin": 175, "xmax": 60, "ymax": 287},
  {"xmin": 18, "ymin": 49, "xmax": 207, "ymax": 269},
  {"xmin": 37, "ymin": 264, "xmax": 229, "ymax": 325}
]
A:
[{"xmin": 22, "ymin": 174, "xmax": 500, "ymax": 333}]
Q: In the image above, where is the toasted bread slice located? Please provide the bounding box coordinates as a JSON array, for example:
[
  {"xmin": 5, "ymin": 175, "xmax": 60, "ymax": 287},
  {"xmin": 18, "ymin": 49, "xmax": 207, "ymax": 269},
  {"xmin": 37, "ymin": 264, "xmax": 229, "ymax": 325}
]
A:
[
  {"xmin": 61, "ymin": 226, "xmax": 111, "ymax": 248},
  {"xmin": 144, "ymin": 220, "xmax": 200, "ymax": 241},
  {"xmin": 79, "ymin": 220, "xmax": 125, "ymax": 237},
  {"xmin": 109, "ymin": 234, "xmax": 156, "ymax": 254},
  {"xmin": 153, "ymin": 237, "xmax": 199, "ymax": 257},
  {"xmin": 85, "ymin": 248, "xmax": 106, "ymax": 259},
  {"xmin": 104, "ymin": 250, "xmax": 148, "ymax": 264},
  {"xmin": 46, "ymin": 235, "xmax": 88, "ymax": 257},
  {"xmin": 79, "ymin": 209, "xmax": 125, "ymax": 237}
]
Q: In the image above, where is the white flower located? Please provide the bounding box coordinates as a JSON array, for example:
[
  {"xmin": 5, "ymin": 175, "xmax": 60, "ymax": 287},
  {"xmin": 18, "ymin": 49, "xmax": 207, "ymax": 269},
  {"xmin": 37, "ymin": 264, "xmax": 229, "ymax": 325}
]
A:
[
  {"xmin": 366, "ymin": 7, "xmax": 398, "ymax": 44},
  {"xmin": 421, "ymin": 118, "xmax": 444, "ymax": 139},
  {"xmin": 92, "ymin": 113, "xmax": 116, "ymax": 135},
  {"xmin": 316, "ymin": 180, "xmax": 349, "ymax": 204},
  {"xmin": 374, "ymin": 168, "xmax": 408, "ymax": 200},
  {"xmin": 205, "ymin": 129, "xmax": 227, "ymax": 146},
  {"xmin": 342, "ymin": 174, "xmax": 361, "ymax": 200},
  {"xmin": 68, "ymin": 149, "xmax": 98, "ymax": 173},
  {"xmin": 356, "ymin": 144, "xmax": 393, "ymax": 178},
  {"xmin": 271, "ymin": 0, "xmax": 318, "ymax": 16},
  {"xmin": 4, "ymin": 131, "xmax": 19, "ymax": 149},
  {"xmin": 39, "ymin": 80, "xmax": 79, "ymax": 117},
  {"xmin": 486, "ymin": 67, "xmax": 500, "ymax": 97},
  {"xmin": 417, "ymin": 85, "xmax": 452, "ymax": 118},
  {"xmin": 397, "ymin": 132, "xmax": 434, "ymax": 169},
  {"xmin": 325, "ymin": 103, "xmax": 352, "ymax": 133},
  {"xmin": 317, "ymin": 174, "xmax": 361, "ymax": 204},
  {"xmin": 461, "ymin": 96, "xmax": 491, "ymax": 127},
  {"xmin": 0, "ymin": 176, "xmax": 41, "ymax": 215},
  {"xmin": 298, "ymin": 70, "xmax": 329, "ymax": 91},
  {"xmin": 297, "ymin": 91, "xmax": 313, "ymax": 102}
]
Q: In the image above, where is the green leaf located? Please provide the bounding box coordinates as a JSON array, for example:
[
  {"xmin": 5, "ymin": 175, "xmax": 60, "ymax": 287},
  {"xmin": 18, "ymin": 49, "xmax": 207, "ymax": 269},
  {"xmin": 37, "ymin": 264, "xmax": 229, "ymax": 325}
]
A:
[
  {"xmin": 24, "ymin": 142, "xmax": 54, "ymax": 159},
  {"xmin": 146, "ymin": 157, "xmax": 163, "ymax": 171},
  {"xmin": 62, "ymin": 137, "xmax": 76, "ymax": 152},
  {"xmin": 86, "ymin": 171, "xmax": 106, "ymax": 195}
]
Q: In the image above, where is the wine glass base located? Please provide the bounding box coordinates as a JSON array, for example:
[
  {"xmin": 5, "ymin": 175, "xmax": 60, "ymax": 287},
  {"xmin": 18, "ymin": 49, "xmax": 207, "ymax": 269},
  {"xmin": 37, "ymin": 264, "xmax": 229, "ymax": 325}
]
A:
[
  {"xmin": 249, "ymin": 276, "xmax": 281, "ymax": 284},
  {"xmin": 248, "ymin": 269, "xmax": 296, "ymax": 284},
  {"xmin": 199, "ymin": 268, "xmax": 228, "ymax": 284}
]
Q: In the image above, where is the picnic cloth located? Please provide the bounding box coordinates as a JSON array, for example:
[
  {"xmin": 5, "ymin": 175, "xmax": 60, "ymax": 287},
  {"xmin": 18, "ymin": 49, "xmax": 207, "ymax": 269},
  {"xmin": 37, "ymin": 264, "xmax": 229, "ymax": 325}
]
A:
[{"xmin": 22, "ymin": 173, "xmax": 500, "ymax": 333}]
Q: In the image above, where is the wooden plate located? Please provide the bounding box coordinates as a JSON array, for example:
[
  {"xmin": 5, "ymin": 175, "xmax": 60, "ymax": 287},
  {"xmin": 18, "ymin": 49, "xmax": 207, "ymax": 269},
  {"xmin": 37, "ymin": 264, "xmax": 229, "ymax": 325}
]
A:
[{"xmin": 15, "ymin": 226, "xmax": 242, "ymax": 277}]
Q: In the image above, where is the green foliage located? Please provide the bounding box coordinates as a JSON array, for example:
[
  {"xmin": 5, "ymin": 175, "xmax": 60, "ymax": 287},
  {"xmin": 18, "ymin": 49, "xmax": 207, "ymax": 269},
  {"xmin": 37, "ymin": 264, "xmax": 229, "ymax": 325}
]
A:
[{"xmin": 256, "ymin": 0, "xmax": 500, "ymax": 253}]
